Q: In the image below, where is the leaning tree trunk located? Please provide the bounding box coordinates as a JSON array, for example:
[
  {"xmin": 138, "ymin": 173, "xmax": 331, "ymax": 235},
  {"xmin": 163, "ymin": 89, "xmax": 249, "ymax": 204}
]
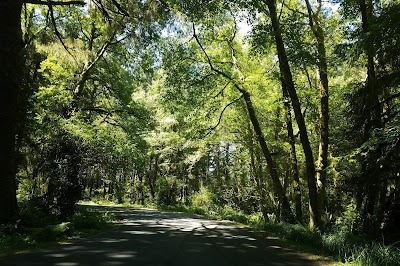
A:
[
  {"xmin": 265, "ymin": 0, "xmax": 319, "ymax": 229},
  {"xmin": 282, "ymin": 80, "xmax": 303, "ymax": 224},
  {"xmin": 0, "ymin": 0, "xmax": 22, "ymax": 224},
  {"xmin": 241, "ymin": 89, "xmax": 294, "ymax": 222},
  {"xmin": 248, "ymin": 122, "xmax": 269, "ymax": 220}
]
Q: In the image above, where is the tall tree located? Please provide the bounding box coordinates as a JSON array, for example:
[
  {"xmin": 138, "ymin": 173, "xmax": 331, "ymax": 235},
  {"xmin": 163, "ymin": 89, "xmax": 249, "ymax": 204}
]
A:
[
  {"xmin": 282, "ymin": 78, "xmax": 303, "ymax": 223},
  {"xmin": 255, "ymin": 0, "xmax": 320, "ymax": 228},
  {"xmin": 304, "ymin": 0, "xmax": 329, "ymax": 216},
  {"xmin": 191, "ymin": 22, "xmax": 294, "ymax": 221},
  {"xmin": 0, "ymin": 0, "xmax": 88, "ymax": 224},
  {"xmin": 0, "ymin": 0, "xmax": 23, "ymax": 223},
  {"xmin": 0, "ymin": 0, "xmax": 169, "ymax": 223}
]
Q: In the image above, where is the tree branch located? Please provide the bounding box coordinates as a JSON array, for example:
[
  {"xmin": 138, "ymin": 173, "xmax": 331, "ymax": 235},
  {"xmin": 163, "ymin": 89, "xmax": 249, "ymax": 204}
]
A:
[
  {"xmin": 82, "ymin": 106, "xmax": 140, "ymax": 117},
  {"xmin": 48, "ymin": 3, "xmax": 77, "ymax": 62},
  {"xmin": 212, "ymin": 81, "xmax": 231, "ymax": 99},
  {"xmin": 207, "ymin": 95, "xmax": 244, "ymax": 135},
  {"xmin": 376, "ymin": 91, "xmax": 400, "ymax": 108},
  {"xmin": 192, "ymin": 23, "xmax": 238, "ymax": 84},
  {"xmin": 101, "ymin": 118, "xmax": 129, "ymax": 133},
  {"xmin": 183, "ymin": 74, "xmax": 215, "ymax": 91},
  {"xmin": 74, "ymin": 33, "xmax": 115, "ymax": 98},
  {"xmin": 192, "ymin": 23, "xmax": 215, "ymax": 72},
  {"xmin": 110, "ymin": 0, "xmax": 129, "ymax": 16},
  {"xmin": 23, "ymin": 0, "xmax": 85, "ymax": 6}
]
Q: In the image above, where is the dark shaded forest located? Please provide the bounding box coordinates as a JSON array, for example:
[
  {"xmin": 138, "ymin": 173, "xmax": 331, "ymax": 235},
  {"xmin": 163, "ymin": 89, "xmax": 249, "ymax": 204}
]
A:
[{"xmin": 1, "ymin": 0, "xmax": 400, "ymax": 264}]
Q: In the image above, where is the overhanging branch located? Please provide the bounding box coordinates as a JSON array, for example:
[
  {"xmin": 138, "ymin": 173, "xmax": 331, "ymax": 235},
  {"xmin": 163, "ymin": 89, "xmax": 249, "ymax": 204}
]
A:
[
  {"xmin": 48, "ymin": 3, "xmax": 77, "ymax": 62},
  {"xmin": 23, "ymin": 0, "xmax": 85, "ymax": 6}
]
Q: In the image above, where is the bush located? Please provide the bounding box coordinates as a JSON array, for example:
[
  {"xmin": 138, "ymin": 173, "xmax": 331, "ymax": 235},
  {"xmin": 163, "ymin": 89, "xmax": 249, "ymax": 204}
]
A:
[
  {"xmin": 219, "ymin": 205, "xmax": 248, "ymax": 224},
  {"xmin": 42, "ymin": 132, "xmax": 87, "ymax": 219},
  {"xmin": 19, "ymin": 197, "xmax": 58, "ymax": 227},
  {"xmin": 191, "ymin": 186, "xmax": 216, "ymax": 213}
]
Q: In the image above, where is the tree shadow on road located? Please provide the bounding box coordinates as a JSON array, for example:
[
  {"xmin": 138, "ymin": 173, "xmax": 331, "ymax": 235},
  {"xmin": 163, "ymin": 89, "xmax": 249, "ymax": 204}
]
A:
[{"xmin": 0, "ymin": 206, "xmax": 321, "ymax": 266}]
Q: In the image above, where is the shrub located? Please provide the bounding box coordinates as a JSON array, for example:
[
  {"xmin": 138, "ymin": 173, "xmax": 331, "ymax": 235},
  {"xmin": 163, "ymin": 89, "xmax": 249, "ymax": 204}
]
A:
[
  {"xmin": 42, "ymin": 132, "xmax": 87, "ymax": 219},
  {"xmin": 219, "ymin": 205, "xmax": 248, "ymax": 224},
  {"xmin": 19, "ymin": 197, "xmax": 58, "ymax": 227},
  {"xmin": 71, "ymin": 207, "xmax": 115, "ymax": 230},
  {"xmin": 191, "ymin": 186, "xmax": 215, "ymax": 213}
]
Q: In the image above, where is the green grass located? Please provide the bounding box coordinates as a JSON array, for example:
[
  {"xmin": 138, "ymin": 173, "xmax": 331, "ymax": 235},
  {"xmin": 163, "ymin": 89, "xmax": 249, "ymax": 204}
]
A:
[{"xmin": 0, "ymin": 205, "xmax": 119, "ymax": 258}]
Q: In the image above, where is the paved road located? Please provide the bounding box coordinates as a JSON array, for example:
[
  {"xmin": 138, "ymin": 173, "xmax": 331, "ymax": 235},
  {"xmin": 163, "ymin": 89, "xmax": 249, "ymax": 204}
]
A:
[{"xmin": 1, "ymin": 206, "xmax": 321, "ymax": 266}]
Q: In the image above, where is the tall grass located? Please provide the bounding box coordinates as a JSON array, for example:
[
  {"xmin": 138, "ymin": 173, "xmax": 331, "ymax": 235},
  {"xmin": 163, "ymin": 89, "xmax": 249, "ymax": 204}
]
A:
[{"xmin": 219, "ymin": 208, "xmax": 400, "ymax": 266}]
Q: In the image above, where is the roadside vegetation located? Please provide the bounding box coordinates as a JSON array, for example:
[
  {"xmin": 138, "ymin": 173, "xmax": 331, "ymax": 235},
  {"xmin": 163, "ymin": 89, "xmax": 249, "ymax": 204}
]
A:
[
  {"xmin": 83, "ymin": 188, "xmax": 400, "ymax": 266},
  {"xmin": 0, "ymin": 204, "xmax": 117, "ymax": 258}
]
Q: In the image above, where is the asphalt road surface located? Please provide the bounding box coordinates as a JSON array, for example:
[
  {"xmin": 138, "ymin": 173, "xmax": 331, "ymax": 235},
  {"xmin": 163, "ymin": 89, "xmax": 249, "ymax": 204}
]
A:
[{"xmin": 0, "ymin": 206, "xmax": 321, "ymax": 266}]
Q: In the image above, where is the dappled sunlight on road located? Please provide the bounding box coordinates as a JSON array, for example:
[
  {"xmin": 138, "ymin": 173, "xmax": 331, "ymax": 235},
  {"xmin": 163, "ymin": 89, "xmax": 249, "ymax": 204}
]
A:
[{"xmin": 0, "ymin": 206, "xmax": 320, "ymax": 266}]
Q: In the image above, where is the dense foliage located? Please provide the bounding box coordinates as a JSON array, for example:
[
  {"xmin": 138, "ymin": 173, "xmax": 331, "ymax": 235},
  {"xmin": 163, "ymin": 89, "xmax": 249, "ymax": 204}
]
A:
[{"xmin": 1, "ymin": 0, "xmax": 400, "ymax": 264}]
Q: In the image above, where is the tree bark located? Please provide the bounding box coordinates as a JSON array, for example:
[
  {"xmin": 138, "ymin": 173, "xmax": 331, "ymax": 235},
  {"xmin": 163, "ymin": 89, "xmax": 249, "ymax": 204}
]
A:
[
  {"xmin": 0, "ymin": 0, "xmax": 23, "ymax": 224},
  {"xmin": 241, "ymin": 90, "xmax": 294, "ymax": 222},
  {"xmin": 304, "ymin": 0, "xmax": 329, "ymax": 217},
  {"xmin": 248, "ymin": 122, "xmax": 268, "ymax": 220},
  {"xmin": 264, "ymin": 0, "xmax": 319, "ymax": 229},
  {"xmin": 282, "ymin": 79, "xmax": 303, "ymax": 224},
  {"xmin": 359, "ymin": 0, "xmax": 382, "ymax": 233}
]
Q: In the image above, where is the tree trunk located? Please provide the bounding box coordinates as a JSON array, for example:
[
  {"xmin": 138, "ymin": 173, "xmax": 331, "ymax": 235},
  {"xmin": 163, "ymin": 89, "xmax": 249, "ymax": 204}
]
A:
[
  {"xmin": 265, "ymin": 0, "xmax": 319, "ymax": 229},
  {"xmin": 224, "ymin": 142, "xmax": 230, "ymax": 181},
  {"xmin": 241, "ymin": 90, "xmax": 294, "ymax": 222},
  {"xmin": 304, "ymin": 0, "xmax": 329, "ymax": 217},
  {"xmin": 138, "ymin": 174, "xmax": 145, "ymax": 205},
  {"xmin": 374, "ymin": 178, "xmax": 388, "ymax": 232},
  {"xmin": 359, "ymin": 0, "xmax": 382, "ymax": 233},
  {"xmin": 88, "ymin": 176, "xmax": 94, "ymax": 200},
  {"xmin": 147, "ymin": 155, "xmax": 156, "ymax": 199},
  {"xmin": 0, "ymin": 0, "xmax": 22, "ymax": 224},
  {"xmin": 248, "ymin": 122, "xmax": 268, "ymax": 220},
  {"xmin": 282, "ymin": 80, "xmax": 303, "ymax": 224}
]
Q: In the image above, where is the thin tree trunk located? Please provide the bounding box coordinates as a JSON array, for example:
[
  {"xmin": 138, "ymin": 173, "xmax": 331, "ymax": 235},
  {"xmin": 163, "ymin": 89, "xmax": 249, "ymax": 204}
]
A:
[
  {"xmin": 103, "ymin": 181, "xmax": 107, "ymax": 198},
  {"xmin": 375, "ymin": 178, "xmax": 388, "ymax": 231},
  {"xmin": 147, "ymin": 155, "xmax": 156, "ymax": 199},
  {"xmin": 138, "ymin": 174, "xmax": 145, "ymax": 205},
  {"xmin": 282, "ymin": 80, "xmax": 303, "ymax": 224},
  {"xmin": 224, "ymin": 142, "xmax": 230, "ymax": 181},
  {"xmin": 248, "ymin": 122, "xmax": 268, "ymax": 220},
  {"xmin": 264, "ymin": 0, "xmax": 319, "ymax": 229},
  {"xmin": 241, "ymin": 90, "xmax": 294, "ymax": 222},
  {"xmin": 0, "ymin": 0, "xmax": 22, "ymax": 224},
  {"xmin": 88, "ymin": 176, "xmax": 94, "ymax": 200}
]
